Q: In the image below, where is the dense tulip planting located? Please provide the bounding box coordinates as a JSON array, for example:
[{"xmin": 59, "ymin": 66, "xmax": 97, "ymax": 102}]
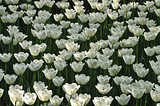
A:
[{"xmin": 0, "ymin": 0, "xmax": 160, "ymax": 106}]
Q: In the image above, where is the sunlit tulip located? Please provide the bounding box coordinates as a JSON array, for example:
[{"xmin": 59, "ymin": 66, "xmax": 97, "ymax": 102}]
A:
[
  {"xmin": 63, "ymin": 83, "xmax": 80, "ymax": 95},
  {"xmin": 28, "ymin": 60, "xmax": 43, "ymax": 72},
  {"xmin": 65, "ymin": 42, "xmax": 80, "ymax": 52},
  {"xmin": 4, "ymin": 74, "xmax": 17, "ymax": 85},
  {"xmin": 8, "ymin": 5, "xmax": 19, "ymax": 12},
  {"xmin": 120, "ymin": 36, "xmax": 139, "ymax": 48},
  {"xmin": 92, "ymin": 96, "xmax": 113, "ymax": 106},
  {"xmin": 13, "ymin": 63, "xmax": 28, "ymax": 75},
  {"xmin": 8, "ymin": 85, "xmax": 24, "ymax": 104},
  {"xmin": 34, "ymin": 1, "xmax": 45, "ymax": 9},
  {"xmin": 113, "ymin": 76, "xmax": 133, "ymax": 85},
  {"xmin": 54, "ymin": 13, "xmax": 63, "ymax": 22},
  {"xmin": 54, "ymin": 60, "xmax": 67, "ymax": 71},
  {"xmin": 56, "ymin": 1, "xmax": 70, "ymax": 9},
  {"xmin": 86, "ymin": 59, "xmax": 99, "ymax": 69},
  {"xmin": 78, "ymin": 14, "xmax": 89, "ymax": 23},
  {"xmin": 43, "ymin": 53, "xmax": 55, "ymax": 64},
  {"xmin": 59, "ymin": 50, "xmax": 72, "ymax": 60},
  {"xmin": 75, "ymin": 74, "xmax": 90, "ymax": 85},
  {"xmin": 128, "ymin": 86, "xmax": 145, "ymax": 99},
  {"xmin": 14, "ymin": 52, "xmax": 29, "ymax": 62},
  {"xmin": 70, "ymin": 61, "xmax": 84, "ymax": 73},
  {"xmin": 52, "ymin": 76, "xmax": 65, "ymax": 87},
  {"xmin": 74, "ymin": 5, "xmax": 85, "ymax": 14},
  {"xmin": 42, "ymin": 66, "xmax": 58, "ymax": 80},
  {"xmin": 65, "ymin": 9, "xmax": 76, "ymax": 19},
  {"xmin": 144, "ymin": 47, "xmax": 155, "ymax": 56},
  {"xmin": 115, "ymin": 94, "xmax": 131, "ymax": 106},
  {"xmin": 150, "ymin": 60, "xmax": 160, "ymax": 75},
  {"xmin": 136, "ymin": 80, "xmax": 154, "ymax": 93},
  {"xmin": 6, "ymin": 13, "xmax": 18, "ymax": 23},
  {"xmin": 50, "ymin": 95, "xmax": 63, "ymax": 106},
  {"xmin": 123, "ymin": 55, "xmax": 135, "ymax": 65},
  {"xmin": 150, "ymin": 84, "xmax": 160, "ymax": 102},
  {"xmin": 95, "ymin": 83, "xmax": 112, "ymax": 95},
  {"xmin": 23, "ymin": 92, "xmax": 37, "ymax": 105},
  {"xmin": 55, "ymin": 39, "xmax": 69, "ymax": 49},
  {"xmin": 37, "ymin": 88, "xmax": 52, "ymax": 102},
  {"xmin": 60, "ymin": 21, "xmax": 70, "ymax": 29},
  {"xmin": 135, "ymin": 17, "xmax": 149, "ymax": 26},
  {"xmin": 70, "ymin": 97, "xmax": 84, "ymax": 106},
  {"xmin": 65, "ymin": 93, "xmax": 78, "ymax": 102},
  {"xmin": 0, "ymin": 53, "xmax": 12, "ymax": 63},
  {"xmin": 73, "ymin": 52, "xmax": 86, "ymax": 61},
  {"xmin": 1, "ymin": 36, "xmax": 12, "ymax": 44},
  {"xmin": 0, "ymin": 69, "xmax": 4, "ymax": 81},
  {"xmin": 120, "ymin": 83, "xmax": 131, "ymax": 94},
  {"xmin": 29, "ymin": 44, "xmax": 41, "ymax": 56},
  {"xmin": 25, "ymin": 10, "xmax": 36, "ymax": 17},
  {"xmin": 0, "ymin": 88, "xmax": 4, "ymax": 98},
  {"xmin": 97, "ymin": 75, "xmax": 110, "ymax": 84},
  {"xmin": 44, "ymin": 0, "xmax": 55, "ymax": 8}
]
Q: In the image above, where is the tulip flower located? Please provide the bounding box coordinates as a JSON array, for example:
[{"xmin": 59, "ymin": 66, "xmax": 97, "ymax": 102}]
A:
[
  {"xmin": 63, "ymin": 83, "xmax": 80, "ymax": 95},
  {"xmin": 115, "ymin": 94, "xmax": 131, "ymax": 105},
  {"xmin": 92, "ymin": 96, "xmax": 113, "ymax": 106},
  {"xmin": 23, "ymin": 92, "xmax": 37, "ymax": 105},
  {"xmin": 52, "ymin": 76, "xmax": 65, "ymax": 87},
  {"xmin": 50, "ymin": 95, "xmax": 63, "ymax": 106},
  {"xmin": 75, "ymin": 74, "xmax": 90, "ymax": 85}
]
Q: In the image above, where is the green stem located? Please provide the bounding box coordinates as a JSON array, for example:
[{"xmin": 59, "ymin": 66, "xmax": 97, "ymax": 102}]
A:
[
  {"xmin": 19, "ymin": 75, "xmax": 23, "ymax": 86},
  {"xmin": 136, "ymin": 44, "xmax": 138, "ymax": 63},
  {"xmin": 5, "ymin": 63, "xmax": 7, "ymax": 74},
  {"xmin": 136, "ymin": 99, "xmax": 139, "ymax": 106},
  {"xmin": 144, "ymin": 94, "xmax": 148, "ymax": 106}
]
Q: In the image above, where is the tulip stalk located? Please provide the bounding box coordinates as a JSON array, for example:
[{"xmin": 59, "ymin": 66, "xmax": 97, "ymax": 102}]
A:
[{"xmin": 144, "ymin": 94, "xmax": 148, "ymax": 106}]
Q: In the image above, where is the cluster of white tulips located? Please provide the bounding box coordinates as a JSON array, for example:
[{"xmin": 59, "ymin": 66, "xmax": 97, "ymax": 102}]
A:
[{"xmin": 1, "ymin": 0, "xmax": 160, "ymax": 106}]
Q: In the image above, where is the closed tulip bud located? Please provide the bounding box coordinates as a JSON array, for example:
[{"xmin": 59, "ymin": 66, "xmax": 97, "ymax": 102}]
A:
[
  {"xmin": 75, "ymin": 74, "xmax": 90, "ymax": 85},
  {"xmin": 0, "ymin": 53, "xmax": 12, "ymax": 63},
  {"xmin": 115, "ymin": 94, "xmax": 131, "ymax": 106},
  {"xmin": 4, "ymin": 74, "xmax": 17, "ymax": 85},
  {"xmin": 23, "ymin": 92, "xmax": 37, "ymax": 105},
  {"xmin": 14, "ymin": 52, "xmax": 29, "ymax": 62},
  {"xmin": 63, "ymin": 83, "xmax": 80, "ymax": 95},
  {"xmin": 93, "ymin": 96, "xmax": 113, "ymax": 106},
  {"xmin": 52, "ymin": 76, "xmax": 64, "ymax": 87},
  {"xmin": 50, "ymin": 95, "xmax": 63, "ymax": 106}
]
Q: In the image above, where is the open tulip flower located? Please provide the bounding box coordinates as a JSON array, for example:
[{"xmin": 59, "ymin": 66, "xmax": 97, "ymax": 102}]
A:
[{"xmin": 0, "ymin": 0, "xmax": 160, "ymax": 106}]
